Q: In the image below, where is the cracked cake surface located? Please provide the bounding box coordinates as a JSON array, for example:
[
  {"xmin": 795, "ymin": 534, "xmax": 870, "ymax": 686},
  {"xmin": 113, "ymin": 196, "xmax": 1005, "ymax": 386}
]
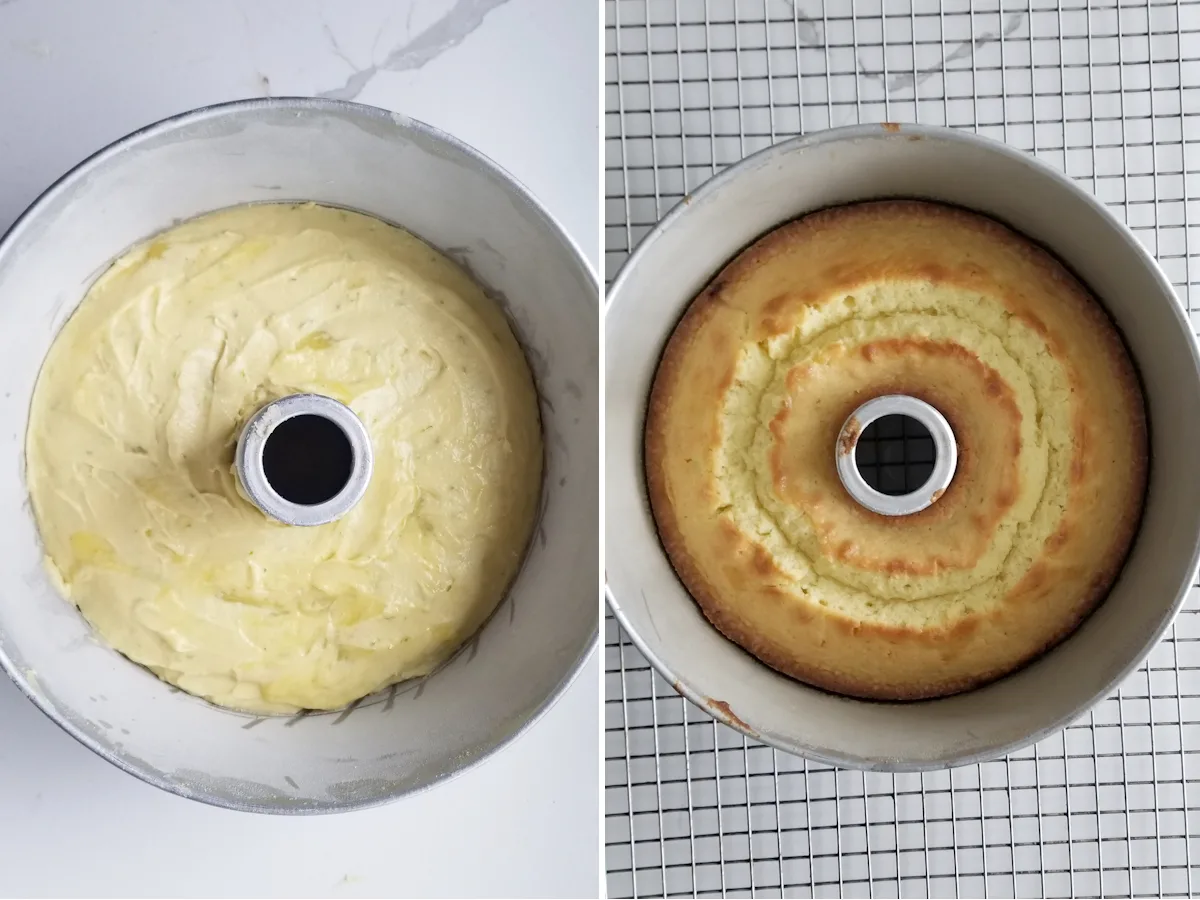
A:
[{"xmin": 645, "ymin": 200, "xmax": 1146, "ymax": 700}]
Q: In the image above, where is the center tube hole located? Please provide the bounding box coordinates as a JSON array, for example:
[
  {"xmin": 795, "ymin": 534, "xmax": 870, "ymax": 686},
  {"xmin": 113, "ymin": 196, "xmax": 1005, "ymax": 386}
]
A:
[
  {"xmin": 262, "ymin": 414, "xmax": 354, "ymax": 506},
  {"xmin": 854, "ymin": 414, "xmax": 936, "ymax": 496}
]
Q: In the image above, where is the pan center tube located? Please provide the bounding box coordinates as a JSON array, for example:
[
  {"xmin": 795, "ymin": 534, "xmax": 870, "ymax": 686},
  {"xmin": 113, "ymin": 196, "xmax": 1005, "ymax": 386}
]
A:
[
  {"xmin": 835, "ymin": 394, "xmax": 957, "ymax": 517},
  {"xmin": 235, "ymin": 393, "xmax": 373, "ymax": 526}
]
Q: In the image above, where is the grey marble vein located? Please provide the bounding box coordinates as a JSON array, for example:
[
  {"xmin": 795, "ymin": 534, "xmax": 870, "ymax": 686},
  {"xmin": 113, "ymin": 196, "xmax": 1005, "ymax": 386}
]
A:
[
  {"xmin": 778, "ymin": 0, "xmax": 823, "ymax": 47},
  {"xmin": 319, "ymin": 0, "xmax": 511, "ymax": 101},
  {"xmin": 860, "ymin": 11, "xmax": 1025, "ymax": 93}
]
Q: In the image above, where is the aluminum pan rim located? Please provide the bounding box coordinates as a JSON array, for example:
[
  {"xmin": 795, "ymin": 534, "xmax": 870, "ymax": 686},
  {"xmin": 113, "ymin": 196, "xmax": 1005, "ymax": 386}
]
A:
[
  {"xmin": 0, "ymin": 96, "xmax": 599, "ymax": 813},
  {"xmin": 604, "ymin": 122, "xmax": 1200, "ymax": 770}
]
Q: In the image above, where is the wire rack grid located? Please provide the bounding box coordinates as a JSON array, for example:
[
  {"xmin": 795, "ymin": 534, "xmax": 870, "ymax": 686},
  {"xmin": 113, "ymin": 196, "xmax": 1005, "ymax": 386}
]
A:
[{"xmin": 604, "ymin": 0, "xmax": 1200, "ymax": 897}]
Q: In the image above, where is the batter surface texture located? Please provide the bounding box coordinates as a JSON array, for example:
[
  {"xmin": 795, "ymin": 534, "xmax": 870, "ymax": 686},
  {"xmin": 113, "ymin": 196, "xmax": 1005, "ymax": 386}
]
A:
[
  {"xmin": 27, "ymin": 203, "xmax": 541, "ymax": 713},
  {"xmin": 645, "ymin": 200, "xmax": 1146, "ymax": 700}
]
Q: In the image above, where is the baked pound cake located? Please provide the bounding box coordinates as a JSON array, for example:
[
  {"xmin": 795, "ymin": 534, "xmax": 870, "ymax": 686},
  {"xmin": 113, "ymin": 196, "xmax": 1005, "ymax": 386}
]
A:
[{"xmin": 645, "ymin": 200, "xmax": 1146, "ymax": 700}]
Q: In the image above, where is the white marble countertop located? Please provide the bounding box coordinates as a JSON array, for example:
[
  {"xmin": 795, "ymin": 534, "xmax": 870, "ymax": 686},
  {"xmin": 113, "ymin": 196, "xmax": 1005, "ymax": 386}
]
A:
[{"xmin": 0, "ymin": 2, "xmax": 598, "ymax": 897}]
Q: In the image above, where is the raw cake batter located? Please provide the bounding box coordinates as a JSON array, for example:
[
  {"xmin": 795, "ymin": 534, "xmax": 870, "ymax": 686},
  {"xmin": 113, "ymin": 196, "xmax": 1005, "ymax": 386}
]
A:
[{"xmin": 26, "ymin": 203, "xmax": 542, "ymax": 713}]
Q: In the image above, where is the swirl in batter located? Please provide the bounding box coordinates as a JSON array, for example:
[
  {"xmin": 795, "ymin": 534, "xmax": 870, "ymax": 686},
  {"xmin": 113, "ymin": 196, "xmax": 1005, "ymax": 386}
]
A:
[{"xmin": 26, "ymin": 203, "xmax": 542, "ymax": 713}]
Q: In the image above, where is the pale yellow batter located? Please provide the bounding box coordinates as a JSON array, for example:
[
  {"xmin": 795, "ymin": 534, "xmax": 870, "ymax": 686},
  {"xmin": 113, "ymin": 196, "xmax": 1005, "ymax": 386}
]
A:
[{"xmin": 26, "ymin": 203, "xmax": 542, "ymax": 713}]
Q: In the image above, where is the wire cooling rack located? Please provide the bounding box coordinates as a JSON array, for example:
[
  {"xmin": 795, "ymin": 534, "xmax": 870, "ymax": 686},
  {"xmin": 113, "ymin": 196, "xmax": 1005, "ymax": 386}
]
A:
[{"xmin": 604, "ymin": 1, "xmax": 1200, "ymax": 896}]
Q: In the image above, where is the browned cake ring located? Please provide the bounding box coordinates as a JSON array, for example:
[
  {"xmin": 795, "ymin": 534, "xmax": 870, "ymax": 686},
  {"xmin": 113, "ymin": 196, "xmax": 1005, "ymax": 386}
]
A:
[{"xmin": 645, "ymin": 200, "xmax": 1147, "ymax": 701}]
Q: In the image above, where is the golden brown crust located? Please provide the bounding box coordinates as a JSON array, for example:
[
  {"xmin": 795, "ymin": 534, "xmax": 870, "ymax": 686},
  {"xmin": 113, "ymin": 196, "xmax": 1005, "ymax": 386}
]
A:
[{"xmin": 645, "ymin": 200, "xmax": 1148, "ymax": 701}]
